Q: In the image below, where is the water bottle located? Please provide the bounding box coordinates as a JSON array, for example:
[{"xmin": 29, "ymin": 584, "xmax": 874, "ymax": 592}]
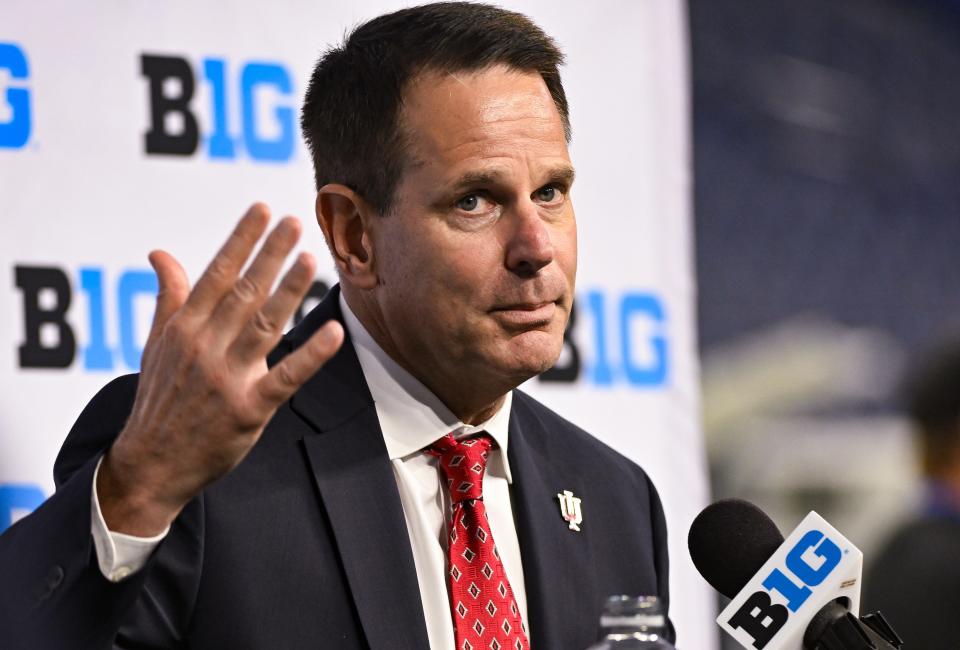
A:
[{"xmin": 585, "ymin": 595, "xmax": 676, "ymax": 649}]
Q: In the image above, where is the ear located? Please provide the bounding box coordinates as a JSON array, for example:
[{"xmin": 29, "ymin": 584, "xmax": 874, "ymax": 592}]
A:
[{"xmin": 315, "ymin": 184, "xmax": 378, "ymax": 290}]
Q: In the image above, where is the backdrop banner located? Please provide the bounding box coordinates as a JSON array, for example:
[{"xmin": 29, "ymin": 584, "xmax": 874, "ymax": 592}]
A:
[{"xmin": 0, "ymin": 1, "xmax": 713, "ymax": 646}]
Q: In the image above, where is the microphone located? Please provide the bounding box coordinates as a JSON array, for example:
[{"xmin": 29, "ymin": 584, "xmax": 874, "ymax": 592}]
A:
[{"xmin": 688, "ymin": 499, "xmax": 903, "ymax": 650}]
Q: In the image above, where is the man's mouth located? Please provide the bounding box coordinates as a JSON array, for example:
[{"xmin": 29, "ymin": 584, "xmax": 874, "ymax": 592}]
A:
[{"xmin": 489, "ymin": 301, "xmax": 557, "ymax": 327}]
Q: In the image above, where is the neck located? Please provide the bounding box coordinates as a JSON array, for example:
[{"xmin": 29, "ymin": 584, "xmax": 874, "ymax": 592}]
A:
[
  {"xmin": 452, "ymin": 394, "xmax": 507, "ymax": 426},
  {"xmin": 342, "ymin": 286, "xmax": 509, "ymax": 425}
]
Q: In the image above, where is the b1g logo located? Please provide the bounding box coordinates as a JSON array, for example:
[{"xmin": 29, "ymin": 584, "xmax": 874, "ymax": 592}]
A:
[
  {"xmin": 0, "ymin": 42, "xmax": 31, "ymax": 149},
  {"xmin": 726, "ymin": 529, "xmax": 843, "ymax": 649},
  {"xmin": 541, "ymin": 289, "xmax": 668, "ymax": 388},
  {"xmin": 16, "ymin": 265, "xmax": 158, "ymax": 370},
  {"xmin": 141, "ymin": 54, "xmax": 295, "ymax": 162},
  {"xmin": 14, "ymin": 264, "xmax": 329, "ymax": 371}
]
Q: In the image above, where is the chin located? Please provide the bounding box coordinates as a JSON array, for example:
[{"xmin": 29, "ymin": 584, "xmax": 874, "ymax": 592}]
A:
[{"xmin": 495, "ymin": 332, "xmax": 564, "ymax": 383}]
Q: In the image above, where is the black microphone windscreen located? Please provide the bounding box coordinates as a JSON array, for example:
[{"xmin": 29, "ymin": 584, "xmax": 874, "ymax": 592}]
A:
[{"xmin": 688, "ymin": 498, "xmax": 785, "ymax": 599}]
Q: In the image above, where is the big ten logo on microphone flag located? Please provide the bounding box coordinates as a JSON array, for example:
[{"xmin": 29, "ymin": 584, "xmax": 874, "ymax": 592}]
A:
[
  {"xmin": 1, "ymin": 2, "xmax": 712, "ymax": 647},
  {"xmin": 719, "ymin": 512, "xmax": 863, "ymax": 650}
]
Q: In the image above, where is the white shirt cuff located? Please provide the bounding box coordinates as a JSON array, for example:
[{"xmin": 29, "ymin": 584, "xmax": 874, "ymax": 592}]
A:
[{"xmin": 90, "ymin": 456, "xmax": 169, "ymax": 582}]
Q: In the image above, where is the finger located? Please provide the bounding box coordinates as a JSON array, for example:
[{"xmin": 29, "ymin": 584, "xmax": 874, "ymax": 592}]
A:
[
  {"xmin": 148, "ymin": 249, "xmax": 190, "ymax": 334},
  {"xmin": 184, "ymin": 203, "xmax": 271, "ymax": 315},
  {"xmin": 228, "ymin": 251, "xmax": 316, "ymax": 361},
  {"xmin": 256, "ymin": 320, "xmax": 344, "ymax": 405},
  {"xmin": 209, "ymin": 215, "xmax": 302, "ymax": 338}
]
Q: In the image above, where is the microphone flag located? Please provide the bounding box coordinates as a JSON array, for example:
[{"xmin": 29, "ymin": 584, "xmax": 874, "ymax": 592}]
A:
[{"xmin": 718, "ymin": 511, "xmax": 863, "ymax": 650}]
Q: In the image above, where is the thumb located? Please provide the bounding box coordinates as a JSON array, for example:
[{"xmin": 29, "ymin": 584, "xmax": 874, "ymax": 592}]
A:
[{"xmin": 148, "ymin": 249, "xmax": 190, "ymax": 333}]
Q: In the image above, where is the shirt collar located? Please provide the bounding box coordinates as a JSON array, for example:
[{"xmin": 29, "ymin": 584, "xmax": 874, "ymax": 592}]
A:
[{"xmin": 339, "ymin": 293, "xmax": 513, "ymax": 482}]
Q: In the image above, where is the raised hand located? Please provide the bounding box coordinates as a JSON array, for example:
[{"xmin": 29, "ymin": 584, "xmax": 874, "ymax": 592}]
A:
[{"xmin": 97, "ymin": 204, "xmax": 344, "ymax": 536}]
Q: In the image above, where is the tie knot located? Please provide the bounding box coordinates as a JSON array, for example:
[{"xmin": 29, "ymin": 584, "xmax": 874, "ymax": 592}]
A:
[{"xmin": 429, "ymin": 433, "xmax": 493, "ymax": 503}]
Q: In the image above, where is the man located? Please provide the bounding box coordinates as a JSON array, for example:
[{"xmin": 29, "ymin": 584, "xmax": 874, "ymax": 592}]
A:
[
  {"xmin": 864, "ymin": 338, "xmax": 960, "ymax": 648},
  {"xmin": 0, "ymin": 4, "xmax": 672, "ymax": 649}
]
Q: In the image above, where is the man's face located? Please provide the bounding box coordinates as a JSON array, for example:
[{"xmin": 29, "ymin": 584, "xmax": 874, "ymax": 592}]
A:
[{"xmin": 368, "ymin": 64, "xmax": 577, "ymax": 401}]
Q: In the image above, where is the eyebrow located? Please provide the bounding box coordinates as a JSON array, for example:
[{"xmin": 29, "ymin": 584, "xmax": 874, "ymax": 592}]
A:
[{"xmin": 448, "ymin": 165, "xmax": 576, "ymax": 193}]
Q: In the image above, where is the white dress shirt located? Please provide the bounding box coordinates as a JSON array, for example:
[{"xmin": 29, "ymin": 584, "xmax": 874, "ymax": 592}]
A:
[{"xmin": 90, "ymin": 295, "xmax": 529, "ymax": 649}]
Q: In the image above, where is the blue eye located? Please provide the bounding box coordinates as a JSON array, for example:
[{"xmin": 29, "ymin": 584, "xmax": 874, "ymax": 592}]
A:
[
  {"xmin": 536, "ymin": 185, "xmax": 565, "ymax": 204},
  {"xmin": 537, "ymin": 186, "xmax": 556, "ymax": 201},
  {"xmin": 456, "ymin": 194, "xmax": 480, "ymax": 211}
]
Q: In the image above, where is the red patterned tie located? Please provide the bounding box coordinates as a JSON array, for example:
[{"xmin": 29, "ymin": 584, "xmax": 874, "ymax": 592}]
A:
[{"xmin": 429, "ymin": 433, "xmax": 530, "ymax": 650}]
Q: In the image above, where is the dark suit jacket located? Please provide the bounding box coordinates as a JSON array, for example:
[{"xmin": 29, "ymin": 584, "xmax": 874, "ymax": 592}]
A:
[{"xmin": 0, "ymin": 286, "xmax": 672, "ymax": 649}]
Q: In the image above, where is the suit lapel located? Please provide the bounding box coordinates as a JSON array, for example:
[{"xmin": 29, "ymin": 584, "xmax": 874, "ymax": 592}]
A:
[
  {"xmin": 282, "ymin": 289, "xmax": 600, "ymax": 648},
  {"xmin": 284, "ymin": 288, "xmax": 430, "ymax": 650},
  {"xmin": 509, "ymin": 394, "xmax": 600, "ymax": 649}
]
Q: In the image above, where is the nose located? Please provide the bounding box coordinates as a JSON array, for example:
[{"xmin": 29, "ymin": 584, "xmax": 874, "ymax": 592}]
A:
[{"xmin": 505, "ymin": 201, "xmax": 554, "ymax": 277}]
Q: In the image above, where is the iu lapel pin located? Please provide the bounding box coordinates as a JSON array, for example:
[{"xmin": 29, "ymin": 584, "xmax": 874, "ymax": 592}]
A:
[{"xmin": 556, "ymin": 489, "xmax": 583, "ymax": 531}]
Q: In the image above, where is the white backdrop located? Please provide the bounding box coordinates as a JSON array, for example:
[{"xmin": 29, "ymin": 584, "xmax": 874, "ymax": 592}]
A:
[{"xmin": 0, "ymin": 1, "xmax": 713, "ymax": 647}]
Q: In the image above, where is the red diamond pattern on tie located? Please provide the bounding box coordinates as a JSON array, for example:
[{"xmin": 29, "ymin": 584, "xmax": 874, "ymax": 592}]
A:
[{"xmin": 429, "ymin": 433, "xmax": 530, "ymax": 650}]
